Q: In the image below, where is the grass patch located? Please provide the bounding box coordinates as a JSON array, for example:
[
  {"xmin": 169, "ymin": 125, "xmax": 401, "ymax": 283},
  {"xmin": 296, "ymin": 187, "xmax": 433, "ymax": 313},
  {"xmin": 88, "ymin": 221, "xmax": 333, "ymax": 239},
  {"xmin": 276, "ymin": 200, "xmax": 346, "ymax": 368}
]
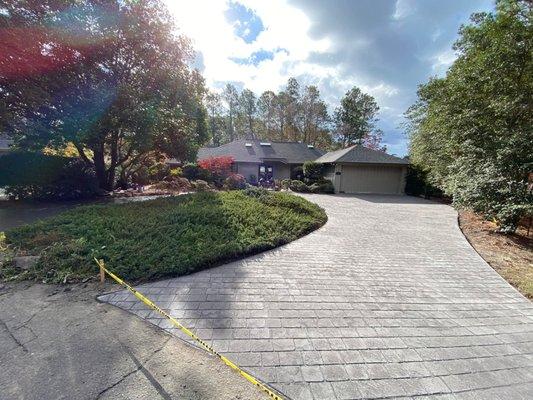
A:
[{"xmin": 2, "ymin": 190, "xmax": 327, "ymax": 283}]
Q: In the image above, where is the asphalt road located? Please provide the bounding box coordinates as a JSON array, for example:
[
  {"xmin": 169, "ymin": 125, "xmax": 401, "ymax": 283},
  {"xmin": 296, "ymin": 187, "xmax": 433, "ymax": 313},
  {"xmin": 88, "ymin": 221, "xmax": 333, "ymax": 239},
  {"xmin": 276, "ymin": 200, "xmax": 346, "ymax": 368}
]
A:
[{"xmin": 0, "ymin": 282, "xmax": 267, "ymax": 400}]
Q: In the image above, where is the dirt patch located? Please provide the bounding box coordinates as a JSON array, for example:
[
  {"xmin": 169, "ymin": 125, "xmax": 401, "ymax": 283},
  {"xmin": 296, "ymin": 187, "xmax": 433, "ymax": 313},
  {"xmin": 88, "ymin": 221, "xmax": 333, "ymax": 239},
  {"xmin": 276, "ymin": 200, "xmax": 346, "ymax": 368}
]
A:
[{"xmin": 459, "ymin": 210, "xmax": 533, "ymax": 299}]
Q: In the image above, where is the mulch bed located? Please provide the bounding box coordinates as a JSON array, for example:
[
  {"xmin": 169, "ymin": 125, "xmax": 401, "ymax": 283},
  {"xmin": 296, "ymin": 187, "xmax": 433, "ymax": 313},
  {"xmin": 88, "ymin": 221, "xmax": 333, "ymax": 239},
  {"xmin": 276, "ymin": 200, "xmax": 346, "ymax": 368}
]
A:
[{"xmin": 459, "ymin": 210, "xmax": 533, "ymax": 299}]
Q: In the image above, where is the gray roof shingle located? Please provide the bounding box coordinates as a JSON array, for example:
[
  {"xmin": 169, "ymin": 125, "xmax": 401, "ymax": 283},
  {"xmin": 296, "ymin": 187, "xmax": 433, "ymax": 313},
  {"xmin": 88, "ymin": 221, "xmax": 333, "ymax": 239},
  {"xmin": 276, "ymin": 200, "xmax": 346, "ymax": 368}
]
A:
[
  {"xmin": 316, "ymin": 145, "xmax": 409, "ymax": 165},
  {"xmin": 197, "ymin": 139, "xmax": 324, "ymax": 164}
]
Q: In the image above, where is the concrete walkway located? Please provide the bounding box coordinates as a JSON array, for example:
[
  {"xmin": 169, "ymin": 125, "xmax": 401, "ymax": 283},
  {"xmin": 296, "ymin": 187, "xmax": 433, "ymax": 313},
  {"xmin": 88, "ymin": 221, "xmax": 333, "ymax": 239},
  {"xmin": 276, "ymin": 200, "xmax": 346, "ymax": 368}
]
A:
[{"xmin": 100, "ymin": 194, "xmax": 533, "ymax": 400}]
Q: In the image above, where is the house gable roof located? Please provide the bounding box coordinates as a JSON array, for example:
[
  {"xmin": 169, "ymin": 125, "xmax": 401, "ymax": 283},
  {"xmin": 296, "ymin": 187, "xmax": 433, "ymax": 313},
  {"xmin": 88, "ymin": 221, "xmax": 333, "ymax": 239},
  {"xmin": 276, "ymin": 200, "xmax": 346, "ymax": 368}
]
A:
[
  {"xmin": 316, "ymin": 145, "xmax": 409, "ymax": 165},
  {"xmin": 197, "ymin": 139, "xmax": 324, "ymax": 164}
]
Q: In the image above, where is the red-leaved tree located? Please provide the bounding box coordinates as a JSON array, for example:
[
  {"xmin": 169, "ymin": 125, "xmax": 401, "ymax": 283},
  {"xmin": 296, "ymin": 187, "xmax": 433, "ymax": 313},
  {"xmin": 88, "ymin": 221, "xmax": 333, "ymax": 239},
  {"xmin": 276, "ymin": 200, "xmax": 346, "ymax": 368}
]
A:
[{"xmin": 198, "ymin": 156, "xmax": 234, "ymax": 179}]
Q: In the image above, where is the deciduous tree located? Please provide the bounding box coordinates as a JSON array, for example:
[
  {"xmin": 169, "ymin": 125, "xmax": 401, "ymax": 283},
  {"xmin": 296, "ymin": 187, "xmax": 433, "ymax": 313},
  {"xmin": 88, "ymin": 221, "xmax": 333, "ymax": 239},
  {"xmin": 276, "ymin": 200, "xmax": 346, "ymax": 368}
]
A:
[
  {"xmin": 300, "ymin": 85, "xmax": 330, "ymax": 146},
  {"xmin": 205, "ymin": 92, "xmax": 227, "ymax": 146},
  {"xmin": 333, "ymin": 87, "xmax": 381, "ymax": 147},
  {"xmin": 257, "ymin": 90, "xmax": 278, "ymax": 139},
  {"xmin": 406, "ymin": 0, "xmax": 532, "ymax": 232},
  {"xmin": 222, "ymin": 83, "xmax": 239, "ymax": 141},
  {"xmin": 1, "ymin": 0, "xmax": 207, "ymax": 190},
  {"xmin": 239, "ymin": 89, "xmax": 257, "ymax": 139}
]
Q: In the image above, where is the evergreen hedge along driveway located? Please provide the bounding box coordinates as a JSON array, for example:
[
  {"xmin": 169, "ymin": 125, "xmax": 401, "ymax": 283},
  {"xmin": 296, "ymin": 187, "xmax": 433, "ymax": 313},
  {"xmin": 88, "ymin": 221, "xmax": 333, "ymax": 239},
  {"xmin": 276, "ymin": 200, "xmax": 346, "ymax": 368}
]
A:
[{"xmin": 2, "ymin": 190, "xmax": 327, "ymax": 283}]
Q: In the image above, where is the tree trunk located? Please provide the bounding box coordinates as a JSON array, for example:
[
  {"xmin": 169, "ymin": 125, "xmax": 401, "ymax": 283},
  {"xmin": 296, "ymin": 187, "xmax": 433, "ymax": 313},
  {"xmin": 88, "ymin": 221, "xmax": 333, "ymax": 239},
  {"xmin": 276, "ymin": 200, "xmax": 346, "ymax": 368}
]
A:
[
  {"xmin": 93, "ymin": 146, "xmax": 114, "ymax": 191},
  {"xmin": 106, "ymin": 165, "xmax": 116, "ymax": 191}
]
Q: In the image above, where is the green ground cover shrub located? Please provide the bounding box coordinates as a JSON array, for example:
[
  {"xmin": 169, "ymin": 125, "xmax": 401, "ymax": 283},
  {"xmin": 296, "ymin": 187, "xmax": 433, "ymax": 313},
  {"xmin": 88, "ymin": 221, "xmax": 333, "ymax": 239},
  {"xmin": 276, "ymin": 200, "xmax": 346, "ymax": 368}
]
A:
[
  {"xmin": 242, "ymin": 187, "xmax": 270, "ymax": 200},
  {"xmin": 3, "ymin": 191, "xmax": 327, "ymax": 283},
  {"xmin": 288, "ymin": 179, "xmax": 334, "ymax": 194},
  {"xmin": 289, "ymin": 180, "xmax": 310, "ymax": 193},
  {"xmin": 309, "ymin": 180, "xmax": 335, "ymax": 194}
]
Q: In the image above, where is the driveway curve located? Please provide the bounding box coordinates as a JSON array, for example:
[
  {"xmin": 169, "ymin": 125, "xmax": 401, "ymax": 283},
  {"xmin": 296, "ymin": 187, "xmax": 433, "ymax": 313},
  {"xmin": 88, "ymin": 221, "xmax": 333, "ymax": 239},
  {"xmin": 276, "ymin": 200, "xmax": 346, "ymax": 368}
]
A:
[{"xmin": 100, "ymin": 194, "xmax": 533, "ymax": 400}]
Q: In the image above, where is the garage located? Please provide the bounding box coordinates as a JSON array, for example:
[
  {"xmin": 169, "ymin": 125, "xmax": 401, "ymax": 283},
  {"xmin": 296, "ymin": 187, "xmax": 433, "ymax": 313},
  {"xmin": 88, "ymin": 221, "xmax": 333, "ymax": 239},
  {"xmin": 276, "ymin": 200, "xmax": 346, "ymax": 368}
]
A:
[
  {"xmin": 316, "ymin": 145, "xmax": 409, "ymax": 194},
  {"xmin": 339, "ymin": 164, "xmax": 405, "ymax": 194}
]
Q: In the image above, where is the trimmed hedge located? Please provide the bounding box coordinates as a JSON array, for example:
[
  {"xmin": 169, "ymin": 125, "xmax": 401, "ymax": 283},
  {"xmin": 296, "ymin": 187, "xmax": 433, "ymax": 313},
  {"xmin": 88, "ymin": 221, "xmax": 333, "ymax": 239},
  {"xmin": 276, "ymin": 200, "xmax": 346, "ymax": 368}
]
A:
[
  {"xmin": 303, "ymin": 161, "xmax": 324, "ymax": 182},
  {"xmin": 3, "ymin": 191, "xmax": 327, "ymax": 283},
  {"xmin": 289, "ymin": 179, "xmax": 310, "ymax": 193},
  {"xmin": 288, "ymin": 179, "xmax": 334, "ymax": 194},
  {"xmin": 0, "ymin": 152, "xmax": 99, "ymax": 200},
  {"xmin": 182, "ymin": 162, "xmax": 211, "ymax": 182},
  {"xmin": 309, "ymin": 180, "xmax": 335, "ymax": 194}
]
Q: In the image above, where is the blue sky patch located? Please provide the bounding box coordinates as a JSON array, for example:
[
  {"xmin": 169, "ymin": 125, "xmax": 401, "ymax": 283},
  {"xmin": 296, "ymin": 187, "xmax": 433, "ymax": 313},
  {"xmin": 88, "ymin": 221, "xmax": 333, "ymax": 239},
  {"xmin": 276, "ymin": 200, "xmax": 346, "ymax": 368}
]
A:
[
  {"xmin": 224, "ymin": 1, "xmax": 264, "ymax": 43},
  {"xmin": 231, "ymin": 48, "xmax": 288, "ymax": 66},
  {"xmin": 231, "ymin": 49, "xmax": 274, "ymax": 66}
]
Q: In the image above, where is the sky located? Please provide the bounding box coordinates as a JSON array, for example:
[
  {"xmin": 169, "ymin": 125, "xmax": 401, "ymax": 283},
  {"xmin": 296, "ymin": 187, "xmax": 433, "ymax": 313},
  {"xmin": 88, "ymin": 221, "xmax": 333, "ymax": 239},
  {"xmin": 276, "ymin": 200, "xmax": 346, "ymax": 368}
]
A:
[{"xmin": 165, "ymin": 0, "xmax": 495, "ymax": 156}]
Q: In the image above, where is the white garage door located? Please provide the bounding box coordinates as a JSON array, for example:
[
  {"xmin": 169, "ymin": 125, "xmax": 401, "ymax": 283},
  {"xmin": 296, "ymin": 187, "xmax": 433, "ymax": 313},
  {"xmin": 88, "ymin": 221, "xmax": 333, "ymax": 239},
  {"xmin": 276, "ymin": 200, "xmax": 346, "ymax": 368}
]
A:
[{"xmin": 340, "ymin": 164, "xmax": 403, "ymax": 194}]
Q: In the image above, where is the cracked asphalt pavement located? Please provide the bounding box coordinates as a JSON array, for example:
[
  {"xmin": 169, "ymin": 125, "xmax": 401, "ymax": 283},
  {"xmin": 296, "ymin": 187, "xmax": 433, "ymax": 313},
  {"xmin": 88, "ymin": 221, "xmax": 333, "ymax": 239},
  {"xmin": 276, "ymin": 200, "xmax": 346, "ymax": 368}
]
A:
[{"xmin": 0, "ymin": 282, "xmax": 268, "ymax": 400}]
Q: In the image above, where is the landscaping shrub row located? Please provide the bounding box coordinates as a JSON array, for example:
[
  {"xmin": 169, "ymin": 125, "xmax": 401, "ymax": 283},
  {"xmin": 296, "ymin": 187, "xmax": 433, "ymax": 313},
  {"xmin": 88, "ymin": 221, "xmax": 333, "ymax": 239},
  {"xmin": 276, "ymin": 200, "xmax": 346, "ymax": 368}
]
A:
[
  {"xmin": 2, "ymin": 190, "xmax": 327, "ymax": 283},
  {"xmin": 281, "ymin": 179, "xmax": 335, "ymax": 194},
  {"xmin": 0, "ymin": 152, "xmax": 99, "ymax": 200},
  {"xmin": 285, "ymin": 161, "xmax": 335, "ymax": 193}
]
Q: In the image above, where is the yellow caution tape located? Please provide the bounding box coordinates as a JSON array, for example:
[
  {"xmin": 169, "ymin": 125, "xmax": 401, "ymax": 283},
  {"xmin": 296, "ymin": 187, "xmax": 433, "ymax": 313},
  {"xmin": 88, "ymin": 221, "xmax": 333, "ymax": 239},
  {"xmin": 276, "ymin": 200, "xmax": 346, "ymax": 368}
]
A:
[{"xmin": 95, "ymin": 258, "xmax": 284, "ymax": 400}]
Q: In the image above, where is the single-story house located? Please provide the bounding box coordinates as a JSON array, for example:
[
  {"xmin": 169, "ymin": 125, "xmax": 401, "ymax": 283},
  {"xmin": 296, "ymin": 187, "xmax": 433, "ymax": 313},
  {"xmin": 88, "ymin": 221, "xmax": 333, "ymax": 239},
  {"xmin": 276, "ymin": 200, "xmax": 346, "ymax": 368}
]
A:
[
  {"xmin": 316, "ymin": 145, "xmax": 409, "ymax": 194},
  {"xmin": 197, "ymin": 139, "xmax": 324, "ymax": 182},
  {"xmin": 195, "ymin": 139, "xmax": 409, "ymax": 194}
]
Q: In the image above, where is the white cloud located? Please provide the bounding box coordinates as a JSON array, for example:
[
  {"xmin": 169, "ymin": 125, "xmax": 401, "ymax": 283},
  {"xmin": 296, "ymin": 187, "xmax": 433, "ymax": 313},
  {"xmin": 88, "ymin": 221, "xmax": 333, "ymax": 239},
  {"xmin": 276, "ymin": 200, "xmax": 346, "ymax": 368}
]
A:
[
  {"xmin": 164, "ymin": 0, "xmax": 494, "ymax": 156},
  {"xmin": 431, "ymin": 28, "xmax": 443, "ymax": 42},
  {"xmin": 365, "ymin": 83, "xmax": 400, "ymax": 99},
  {"xmin": 166, "ymin": 0, "xmax": 401, "ymax": 114},
  {"xmin": 165, "ymin": 0, "xmax": 331, "ymax": 96},
  {"xmin": 166, "ymin": 0, "xmax": 405, "ymax": 156},
  {"xmin": 431, "ymin": 48, "xmax": 457, "ymax": 75},
  {"xmin": 392, "ymin": 0, "xmax": 416, "ymax": 20}
]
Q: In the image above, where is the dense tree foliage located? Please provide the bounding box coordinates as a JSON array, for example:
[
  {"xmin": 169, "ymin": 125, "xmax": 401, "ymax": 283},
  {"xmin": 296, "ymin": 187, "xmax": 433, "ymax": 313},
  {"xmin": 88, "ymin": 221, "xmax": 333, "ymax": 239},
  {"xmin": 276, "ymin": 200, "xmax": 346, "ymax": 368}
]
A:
[
  {"xmin": 0, "ymin": 152, "xmax": 99, "ymax": 200},
  {"xmin": 222, "ymin": 83, "xmax": 239, "ymax": 142},
  {"xmin": 205, "ymin": 92, "xmax": 226, "ymax": 146},
  {"xmin": 206, "ymin": 78, "xmax": 384, "ymax": 151},
  {"xmin": 334, "ymin": 87, "xmax": 384, "ymax": 150},
  {"xmin": 406, "ymin": 0, "xmax": 532, "ymax": 232},
  {"xmin": 1, "ymin": 0, "xmax": 388, "ymax": 193},
  {"xmin": 1, "ymin": 0, "xmax": 208, "ymax": 190}
]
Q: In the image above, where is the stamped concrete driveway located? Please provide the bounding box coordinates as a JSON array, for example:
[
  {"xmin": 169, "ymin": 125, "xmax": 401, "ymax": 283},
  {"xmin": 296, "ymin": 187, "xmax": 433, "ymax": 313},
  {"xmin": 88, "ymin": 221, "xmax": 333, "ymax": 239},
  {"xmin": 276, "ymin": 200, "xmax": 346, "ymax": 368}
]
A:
[{"xmin": 100, "ymin": 194, "xmax": 533, "ymax": 400}]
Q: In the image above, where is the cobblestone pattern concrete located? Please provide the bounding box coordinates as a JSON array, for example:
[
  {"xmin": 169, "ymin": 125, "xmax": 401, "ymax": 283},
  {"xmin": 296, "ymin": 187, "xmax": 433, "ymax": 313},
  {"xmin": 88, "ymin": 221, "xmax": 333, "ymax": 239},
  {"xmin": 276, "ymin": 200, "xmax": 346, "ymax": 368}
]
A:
[{"xmin": 100, "ymin": 194, "xmax": 533, "ymax": 400}]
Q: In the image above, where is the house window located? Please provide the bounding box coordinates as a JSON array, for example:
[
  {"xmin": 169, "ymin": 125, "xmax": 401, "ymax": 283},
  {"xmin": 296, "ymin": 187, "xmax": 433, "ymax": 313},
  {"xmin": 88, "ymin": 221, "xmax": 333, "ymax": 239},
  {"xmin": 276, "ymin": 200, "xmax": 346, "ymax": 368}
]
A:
[{"xmin": 259, "ymin": 164, "xmax": 273, "ymax": 180}]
